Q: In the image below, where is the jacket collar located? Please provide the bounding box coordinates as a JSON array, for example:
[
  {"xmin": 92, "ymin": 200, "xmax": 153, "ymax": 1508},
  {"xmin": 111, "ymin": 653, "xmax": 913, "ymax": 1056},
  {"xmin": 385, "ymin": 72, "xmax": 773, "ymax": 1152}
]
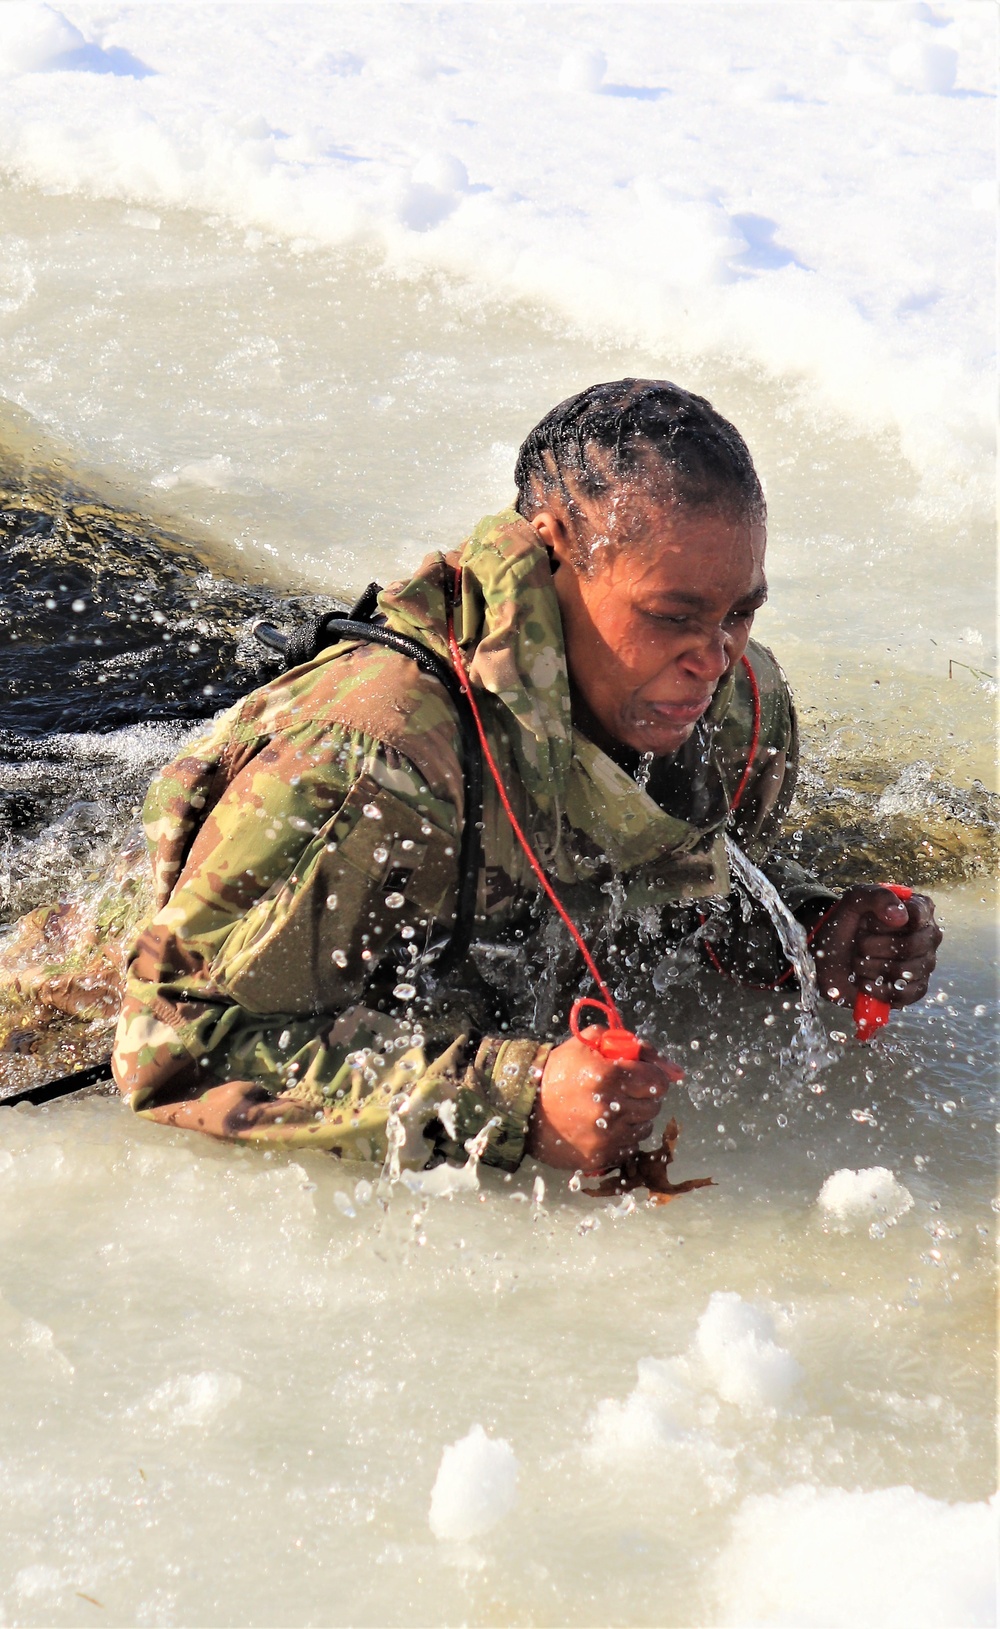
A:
[{"xmin": 378, "ymin": 509, "xmax": 737, "ymax": 862}]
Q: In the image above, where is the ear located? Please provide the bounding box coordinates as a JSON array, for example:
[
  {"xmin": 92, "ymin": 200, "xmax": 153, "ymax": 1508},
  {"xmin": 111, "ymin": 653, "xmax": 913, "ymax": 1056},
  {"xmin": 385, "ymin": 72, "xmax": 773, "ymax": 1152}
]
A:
[{"xmin": 529, "ymin": 507, "xmax": 577, "ymax": 571}]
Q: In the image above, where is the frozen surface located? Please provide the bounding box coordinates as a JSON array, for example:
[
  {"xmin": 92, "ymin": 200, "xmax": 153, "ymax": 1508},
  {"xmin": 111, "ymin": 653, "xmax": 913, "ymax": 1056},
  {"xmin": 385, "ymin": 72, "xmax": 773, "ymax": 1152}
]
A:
[
  {"xmin": 0, "ymin": 2, "xmax": 994, "ymax": 516},
  {"xmin": 0, "ymin": 890, "xmax": 995, "ymax": 1626},
  {"xmin": 0, "ymin": 7, "xmax": 995, "ymax": 1626},
  {"xmin": 715, "ymin": 1485, "xmax": 997, "ymax": 1629}
]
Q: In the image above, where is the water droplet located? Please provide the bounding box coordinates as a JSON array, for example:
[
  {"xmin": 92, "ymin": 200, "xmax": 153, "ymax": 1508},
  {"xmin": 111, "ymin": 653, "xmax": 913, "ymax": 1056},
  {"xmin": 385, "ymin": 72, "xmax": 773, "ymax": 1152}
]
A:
[
  {"xmin": 71, "ymin": 598, "xmax": 86, "ymax": 613},
  {"xmin": 532, "ymin": 1175, "xmax": 545, "ymax": 1208},
  {"xmin": 393, "ymin": 983, "xmax": 416, "ymax": 1001},
  {"xmin": 331, "ymin": 949, "xmax": 348, "ymax": 967},
  {"xmin": 384, "ymin": 891, "xmax": 405, "ymax": 909},
  {"xmin": 942, "ymin": 1100, "xmax": 956, "ymax": 1115},
  {"xmin": 362, "ymin": 803, "xmax": 382, "ymax": 820},
  {"xmin": 325, "ymin": 893, "xmax": 338, "ymax": 911},
  {"xmin": 401, "ymin": 925, "xmax": 415, "ymax": 939},
  {"xmin": 373, "ymin": 845, "xmax": 389, "ymax": 864},
  {"xmin": 420, "ymin": 822, "xmax": 432, "ymax": 836},
  {"xmin": 568, "ymin": 1173, "xmax": 582, "ymax": 1193}
]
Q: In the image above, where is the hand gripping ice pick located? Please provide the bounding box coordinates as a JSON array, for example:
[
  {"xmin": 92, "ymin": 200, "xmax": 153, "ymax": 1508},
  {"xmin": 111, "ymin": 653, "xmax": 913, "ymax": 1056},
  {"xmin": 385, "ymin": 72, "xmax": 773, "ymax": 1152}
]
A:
[{"xmin": 853, "ymin": 884, "xmax": 913, "ymax": 1041}]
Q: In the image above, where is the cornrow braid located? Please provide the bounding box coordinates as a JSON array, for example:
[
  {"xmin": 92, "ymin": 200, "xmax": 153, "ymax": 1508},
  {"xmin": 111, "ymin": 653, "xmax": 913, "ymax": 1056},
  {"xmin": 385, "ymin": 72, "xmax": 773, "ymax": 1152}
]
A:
[{"xmin": 514, "ymin": 378, "xmax": 765, "ymax": 525}]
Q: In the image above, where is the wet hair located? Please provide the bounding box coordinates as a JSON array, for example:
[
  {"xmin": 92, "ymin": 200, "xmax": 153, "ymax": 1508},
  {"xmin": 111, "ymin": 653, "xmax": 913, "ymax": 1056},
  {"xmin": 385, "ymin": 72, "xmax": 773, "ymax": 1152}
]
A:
[{"xmin": 514, "ymin": 379, "xmax": 765, "ymax": 537}]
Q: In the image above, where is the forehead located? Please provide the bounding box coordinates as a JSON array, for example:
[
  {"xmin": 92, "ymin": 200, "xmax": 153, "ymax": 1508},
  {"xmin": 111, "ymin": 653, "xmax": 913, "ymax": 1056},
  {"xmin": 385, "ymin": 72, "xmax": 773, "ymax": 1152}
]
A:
[{"xmin": 593, "ymin": 498, "xmax": 766, "ymax": 593}]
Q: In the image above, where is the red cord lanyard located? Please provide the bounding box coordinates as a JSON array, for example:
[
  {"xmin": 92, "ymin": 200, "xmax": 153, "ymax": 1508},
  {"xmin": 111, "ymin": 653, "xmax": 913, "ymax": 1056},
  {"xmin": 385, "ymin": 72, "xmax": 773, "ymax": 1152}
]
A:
[{"xmin": 446, "ymin": 565, "xmax": 691, "ymax": 1066}]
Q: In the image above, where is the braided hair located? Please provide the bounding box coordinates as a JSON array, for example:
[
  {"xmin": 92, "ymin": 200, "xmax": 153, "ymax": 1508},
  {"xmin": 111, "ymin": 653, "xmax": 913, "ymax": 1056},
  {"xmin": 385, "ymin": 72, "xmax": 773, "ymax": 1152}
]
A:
[{"xmin": 514, "ymin": 379, "xmax": 765, "ymax": 535}]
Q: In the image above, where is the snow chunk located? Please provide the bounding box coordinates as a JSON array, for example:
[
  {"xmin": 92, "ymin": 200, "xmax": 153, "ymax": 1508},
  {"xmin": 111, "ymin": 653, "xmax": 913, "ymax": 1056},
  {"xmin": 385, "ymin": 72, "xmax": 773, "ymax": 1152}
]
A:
[
  {"xmin": 145, "ymin": 1370, "xmax": 243, "ymax": 1428},
  {"xmin": 694, "ymin": 1291, "xmax": 803, "ymax": 1413},
  {"xmin": 429, "ymin": 1424, "xmax": 519, "ymax": 1542},
  {"xmin": 817, "ymin": 1166, "xmax": 914, "ymax": 1229},
  {"xmin": 714, "ymin": 1485, "xmax": 997, "ymax": 1628},
  {"xmin": 889, "ymin": 40, "xmax": 958, "ymax": 94},
  {"xmin": 558, "ymin": 46, "xmax": 606, "ymax": 95}
]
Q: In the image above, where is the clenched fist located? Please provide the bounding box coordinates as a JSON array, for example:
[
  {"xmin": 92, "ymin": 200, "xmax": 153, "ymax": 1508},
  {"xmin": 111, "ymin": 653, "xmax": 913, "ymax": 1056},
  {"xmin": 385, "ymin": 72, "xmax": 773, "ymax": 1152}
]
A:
[
  {"xmin": 809, "ymin": 886, "xmax": 943, "ymax": 1009},
  {"xmin": 526, "ymin": 1026, "xmax": 681, "ymax": 1171}
]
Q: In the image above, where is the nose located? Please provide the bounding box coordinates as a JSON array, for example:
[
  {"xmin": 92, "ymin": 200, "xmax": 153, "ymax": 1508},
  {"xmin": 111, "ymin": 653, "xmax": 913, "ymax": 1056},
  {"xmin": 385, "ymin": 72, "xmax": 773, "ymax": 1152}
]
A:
[{"xmin": 678, "ymin": 624, "xmax": 732, "ymax": 686}]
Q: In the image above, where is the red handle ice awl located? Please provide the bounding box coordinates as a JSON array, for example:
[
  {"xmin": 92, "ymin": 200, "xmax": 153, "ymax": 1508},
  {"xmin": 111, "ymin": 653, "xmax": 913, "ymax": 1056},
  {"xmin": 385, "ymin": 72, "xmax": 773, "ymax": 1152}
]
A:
[
  {"xmin": 569, "ymin": 997, "xmax": 684, "ymax": 1077},
  {"xmin": 570, "ymin": 996, "xmax": 644, "ymax": 1060},
  {"xmin": 853, "ymin": 884, "xmax": 913, "ymax": 1041}
]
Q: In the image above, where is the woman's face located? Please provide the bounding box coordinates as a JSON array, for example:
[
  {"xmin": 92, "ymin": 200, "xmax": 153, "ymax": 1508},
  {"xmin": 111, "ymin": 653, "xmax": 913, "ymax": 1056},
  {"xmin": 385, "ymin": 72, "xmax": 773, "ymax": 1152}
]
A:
[{"xmin": 532, "ymin": 488, "xmax": 767, "ymax": 757}]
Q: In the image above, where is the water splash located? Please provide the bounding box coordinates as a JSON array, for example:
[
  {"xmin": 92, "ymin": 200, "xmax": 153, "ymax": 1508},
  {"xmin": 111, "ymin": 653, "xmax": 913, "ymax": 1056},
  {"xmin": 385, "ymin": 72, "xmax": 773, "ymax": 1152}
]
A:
[
  {"xmin": 634, "ymin": 751, "xmax": 654, "ymax": 793},
  {"xmin": 723, "ymin": 837, "xmax": 831, "ymax": 1077}
]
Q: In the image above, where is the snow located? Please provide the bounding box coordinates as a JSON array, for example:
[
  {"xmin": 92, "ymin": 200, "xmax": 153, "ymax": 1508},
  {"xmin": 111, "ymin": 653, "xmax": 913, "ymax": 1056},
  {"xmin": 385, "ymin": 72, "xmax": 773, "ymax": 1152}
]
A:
[
  {"xmin": 694, "ymin": 1291, "xmax": 805, "ymax": 1412},
  {"xmin": 817, "ymin": 1165, "xmax": 915, "ymax": 1228},
  {"xmin": 428, "ymin": 1424, "xmax": 519, "ymax": 1542},
  {"xmin": 0, "ymin": 2, "xmax": 993, "ymax": 514},
  {"xmin": 714, "ymin": 1485, "xmax": 998, "ymax": 1628}
]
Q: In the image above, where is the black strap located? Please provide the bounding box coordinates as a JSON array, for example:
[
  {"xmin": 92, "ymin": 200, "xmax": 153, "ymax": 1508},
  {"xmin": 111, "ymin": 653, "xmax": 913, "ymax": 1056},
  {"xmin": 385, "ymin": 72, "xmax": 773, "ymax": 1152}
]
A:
[
  {"xmin": 254, "ymin": 582, "xmax": 483, "ymax": 971},
  {"xmin": 1, "ymin": 1059, "xmax": 113, "ymax": 1109}
]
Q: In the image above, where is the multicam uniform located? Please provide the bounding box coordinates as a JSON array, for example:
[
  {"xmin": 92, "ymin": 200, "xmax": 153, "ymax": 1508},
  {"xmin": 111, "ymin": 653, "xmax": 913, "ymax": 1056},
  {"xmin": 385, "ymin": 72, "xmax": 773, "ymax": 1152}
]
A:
[{"xmin": 112, "ymin": 510, "xmax": 835, "ymax": 1169}]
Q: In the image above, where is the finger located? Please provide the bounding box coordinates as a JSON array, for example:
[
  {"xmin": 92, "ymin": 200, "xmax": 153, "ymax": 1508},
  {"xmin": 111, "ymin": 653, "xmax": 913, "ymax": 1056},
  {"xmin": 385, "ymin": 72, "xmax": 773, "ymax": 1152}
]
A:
[
  {"xmin": 854, "ymin": 950, "xmax": 939, "ymax": 982},
  {"xmin": 610, "ymin": 1064, "xmax": 676, "ymax": 1101},
  {"xmin": 854, "ymin": 928, "xmax": 939, "ymax": 964},
  {"xmin": 904, "ymin": 894, "xmax": 940, "ymax": 933},
  {"xmin": 860, "ymin": 888, "xmax": 912, "ymax": 931}
]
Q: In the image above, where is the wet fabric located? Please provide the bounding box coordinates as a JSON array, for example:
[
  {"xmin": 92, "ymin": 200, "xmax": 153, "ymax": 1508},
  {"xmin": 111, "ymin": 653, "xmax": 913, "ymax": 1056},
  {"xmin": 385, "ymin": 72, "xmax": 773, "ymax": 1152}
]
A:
[{"xmin": 112, "ymin": 509, "xmax": 834, "ymax": 1168}]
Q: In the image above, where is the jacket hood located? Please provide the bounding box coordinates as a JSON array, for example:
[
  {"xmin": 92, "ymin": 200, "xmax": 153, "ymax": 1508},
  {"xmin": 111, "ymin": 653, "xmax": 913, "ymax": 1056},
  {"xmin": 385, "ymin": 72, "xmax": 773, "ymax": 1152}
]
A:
[{"xmin": 378, "ymin": 509, "xmax": 574, "ymax": 811}]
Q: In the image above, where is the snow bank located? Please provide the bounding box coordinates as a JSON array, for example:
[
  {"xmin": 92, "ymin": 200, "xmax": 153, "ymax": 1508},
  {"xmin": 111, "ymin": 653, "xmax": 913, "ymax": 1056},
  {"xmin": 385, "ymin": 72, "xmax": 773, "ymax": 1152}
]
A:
[
  {"xmin": 0, "ymin": 2, "xmax": 994, "ymax": 512},
  {"xmin": 714, "ymin": 1484, "xmax": 998, "ymax": 1628},
  {"xmin": 428, "ymin": 1424, "xmax": 519, "ymax": 1542}
]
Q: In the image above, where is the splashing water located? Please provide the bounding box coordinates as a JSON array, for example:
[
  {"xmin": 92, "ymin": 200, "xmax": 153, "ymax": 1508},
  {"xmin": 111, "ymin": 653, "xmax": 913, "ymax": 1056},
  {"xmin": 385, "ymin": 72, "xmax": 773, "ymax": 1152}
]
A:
[
  {"xmin": 723, "ymin": 837, "xmax": 831, "ymax": 1077},
  {"xmin": 634, "ymin": 752, "xmax": 654, "ymax": 794}
]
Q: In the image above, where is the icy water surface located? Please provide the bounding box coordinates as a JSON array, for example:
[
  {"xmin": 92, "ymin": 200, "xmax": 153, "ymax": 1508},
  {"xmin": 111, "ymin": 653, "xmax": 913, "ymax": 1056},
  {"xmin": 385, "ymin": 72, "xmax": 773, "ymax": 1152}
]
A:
[
  {"xmin": 0, "ymin": 178, "xmax": 996, "ymax": 1626},
  {"xmin": 0, "ymin": 889, "xmax": 994, "ymax": 1627}
]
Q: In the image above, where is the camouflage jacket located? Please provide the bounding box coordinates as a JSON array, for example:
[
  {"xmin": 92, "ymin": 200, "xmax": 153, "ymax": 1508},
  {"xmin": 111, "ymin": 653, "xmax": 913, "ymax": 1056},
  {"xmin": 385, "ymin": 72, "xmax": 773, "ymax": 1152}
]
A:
[{"xmin": 112, "ymin": 510, "xmax": 834, "ymax": 1170}]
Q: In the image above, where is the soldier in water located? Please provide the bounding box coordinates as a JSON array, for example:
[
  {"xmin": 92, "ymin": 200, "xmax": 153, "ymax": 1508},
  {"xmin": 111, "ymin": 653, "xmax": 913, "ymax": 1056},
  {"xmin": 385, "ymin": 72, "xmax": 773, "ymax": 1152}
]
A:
[{"xmin": 111, "ymin": 381, "xmax": 941, "ymax": 1190}]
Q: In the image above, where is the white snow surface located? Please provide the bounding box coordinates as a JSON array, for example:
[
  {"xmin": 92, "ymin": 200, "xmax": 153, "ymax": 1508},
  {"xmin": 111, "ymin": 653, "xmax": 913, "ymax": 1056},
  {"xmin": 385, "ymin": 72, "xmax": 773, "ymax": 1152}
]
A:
[
  {"xmin": 428, "ymin": 1424, "xmax": 519, "ymax": 1543},
  {"xmin": 714, "ymin": 1484, "xmax": 998, "ymax": 1628},
  {"xmin": 0, "ymin": 2, "xmax": 994, "ymax": 512}
]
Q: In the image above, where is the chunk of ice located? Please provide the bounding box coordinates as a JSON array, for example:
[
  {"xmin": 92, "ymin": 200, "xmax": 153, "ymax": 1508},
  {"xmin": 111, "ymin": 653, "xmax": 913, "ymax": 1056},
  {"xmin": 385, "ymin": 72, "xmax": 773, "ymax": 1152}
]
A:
[
  {"xmin": 694, "ymin": 1291, "xmax": 803, "ymax": 1413},
  {"xmin": 144, "ymin": 1370, "xmax": 243, "ymax": 1428},
  {"xmin": 428, "ymin": 1424, "xmax": 518, "ymax": 1542},
  {"xmin": 817, "ymin": 1166, "xmax": 914, "ymax": 1228}
]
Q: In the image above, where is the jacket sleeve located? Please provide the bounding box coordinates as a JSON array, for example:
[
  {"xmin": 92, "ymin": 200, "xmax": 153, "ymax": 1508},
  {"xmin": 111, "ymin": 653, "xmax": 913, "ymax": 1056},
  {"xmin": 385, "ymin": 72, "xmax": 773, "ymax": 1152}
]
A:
[{"xmin": 112, "ymin": 712, "xmax": 548, "ymax": 1172}]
